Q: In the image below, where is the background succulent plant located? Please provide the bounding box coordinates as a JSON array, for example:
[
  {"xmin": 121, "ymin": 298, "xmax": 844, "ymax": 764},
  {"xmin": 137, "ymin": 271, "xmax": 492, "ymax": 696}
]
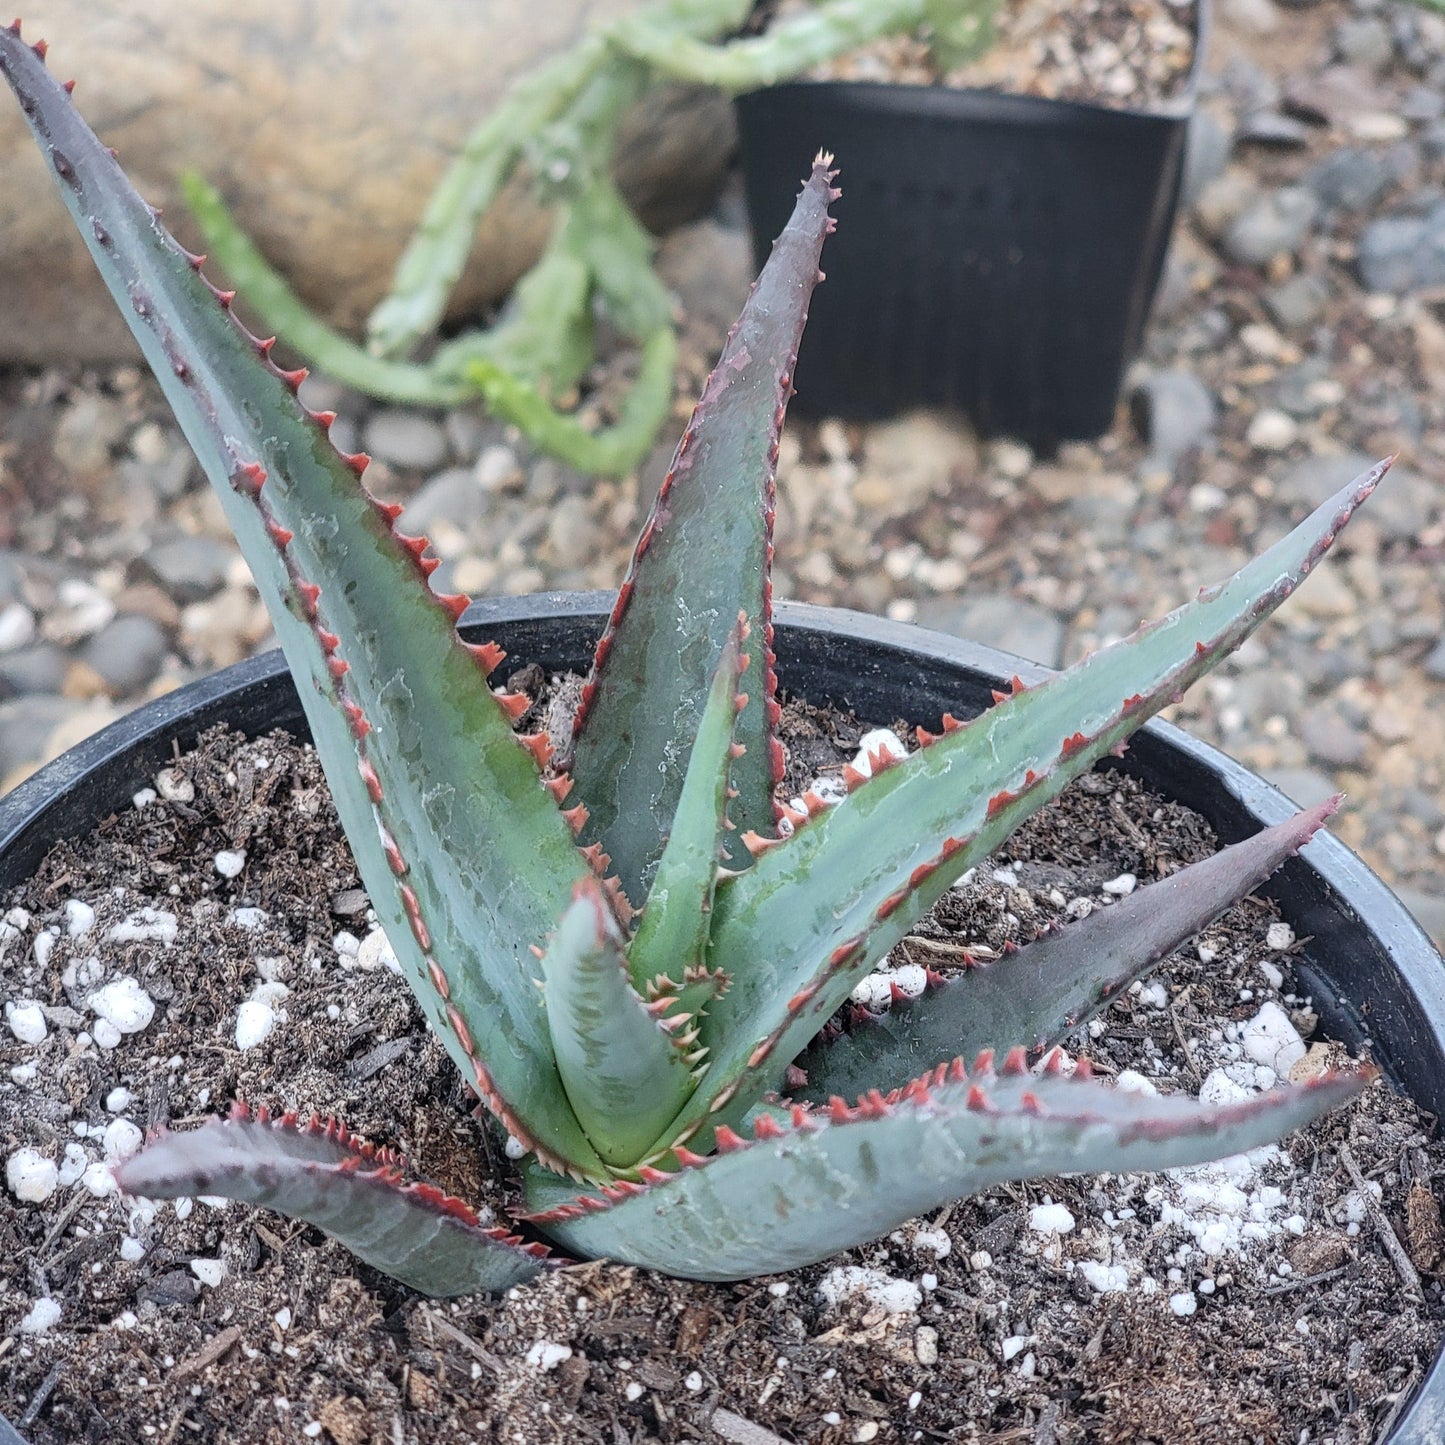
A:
[
  {"xmin": 182, "ymin": 0, "xmax": 1002, "ymax": 475},
  {"xmin": 1, "ymin": 22, "xmax": 1379, "ymax": 1294}
]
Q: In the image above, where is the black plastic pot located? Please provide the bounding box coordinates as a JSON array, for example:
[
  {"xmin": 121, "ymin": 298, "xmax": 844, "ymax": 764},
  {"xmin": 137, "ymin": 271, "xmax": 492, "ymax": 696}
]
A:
[
  {"xmin": 2, "ymin": 591, "xmax": 1443, "ymax": 1441},
  {"xmin": 733, "ymin": 7, "xmax": 1207, "ymax": 446}
]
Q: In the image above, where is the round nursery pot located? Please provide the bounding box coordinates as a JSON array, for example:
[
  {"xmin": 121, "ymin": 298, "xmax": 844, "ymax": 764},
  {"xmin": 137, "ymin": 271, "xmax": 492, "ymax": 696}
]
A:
[
  {"xmin": 2, "ymin": 590, "xmax": 1444, "ymax": 1441},
  {"xmin": 733, "ymin": 5, "xmax": 1208, "ymax": 446}
]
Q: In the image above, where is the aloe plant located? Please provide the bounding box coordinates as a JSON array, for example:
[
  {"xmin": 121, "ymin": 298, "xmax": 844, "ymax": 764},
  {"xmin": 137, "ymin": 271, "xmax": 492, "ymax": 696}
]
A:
[{"xmin": 2, "ymin": 24, "xmax": 1379, "ymax": 1294}]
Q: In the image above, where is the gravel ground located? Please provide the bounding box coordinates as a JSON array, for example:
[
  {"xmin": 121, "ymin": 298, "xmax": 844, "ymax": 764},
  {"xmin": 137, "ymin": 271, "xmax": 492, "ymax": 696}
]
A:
[{"xmin": 0, "ymin": 0, "xmax": 1443, "ymax": 953}]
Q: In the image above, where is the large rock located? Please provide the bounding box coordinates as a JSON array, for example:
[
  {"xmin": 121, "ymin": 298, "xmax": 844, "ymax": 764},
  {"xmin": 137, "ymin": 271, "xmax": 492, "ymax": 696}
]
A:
[{"xmin": 0, "ymin": 3, "xmax": 734, "ymax": 363}]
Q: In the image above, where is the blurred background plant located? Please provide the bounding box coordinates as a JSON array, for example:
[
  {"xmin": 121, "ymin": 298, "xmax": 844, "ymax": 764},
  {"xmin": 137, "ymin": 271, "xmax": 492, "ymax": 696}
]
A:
[{"xmin": 186, "ymin": 0, "xmax": 1000, "ymax": 475}]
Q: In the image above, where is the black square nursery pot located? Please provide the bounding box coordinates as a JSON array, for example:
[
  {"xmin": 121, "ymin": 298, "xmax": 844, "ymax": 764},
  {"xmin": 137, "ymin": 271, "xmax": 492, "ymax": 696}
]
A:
[
  {"xmin": 2, "ymin": 592, "xmax": 1443, "ymax": 1441},
  {"xmin": 733, "ymin": 5, "xmax": 1207, "ymax": 446}
]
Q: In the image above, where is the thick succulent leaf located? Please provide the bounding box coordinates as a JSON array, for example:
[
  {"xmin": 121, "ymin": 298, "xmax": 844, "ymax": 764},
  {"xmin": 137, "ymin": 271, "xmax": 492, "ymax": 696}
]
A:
[
  {"xmin": 116, "ymin": 1107, "xmax": 547, "ymax": 1297},
  {"xmin": 0, "ymin": 27, "xmax": 604, "ymax": 1177},
  {"xmin": 793, "ymin": 798, "xmax": 1341, "ymax": 1104},
  {"xmin": 627, "ymin": 620, "xmax": 747, "ymax": 994},
  {"xmin": 657, "ymin": 460, "xmax": 1385, "ymax": 1155},
  {"xmin": 564, "ymin": 155, "xmax": 838, "ymax": 899},
  {"xmin": 542, "ymin": 881, "xmax": 698, "ymax": 1167},
  {"xmin": 523, "ymin": 1058, "xmax": 1368, "ymax": 1280}
]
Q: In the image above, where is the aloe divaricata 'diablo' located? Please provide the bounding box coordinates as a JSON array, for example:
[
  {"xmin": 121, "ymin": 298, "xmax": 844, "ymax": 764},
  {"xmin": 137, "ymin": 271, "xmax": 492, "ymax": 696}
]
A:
[{"xmin": 1, "ymin": 22, "xmax": 1381, "ymax": 1292}]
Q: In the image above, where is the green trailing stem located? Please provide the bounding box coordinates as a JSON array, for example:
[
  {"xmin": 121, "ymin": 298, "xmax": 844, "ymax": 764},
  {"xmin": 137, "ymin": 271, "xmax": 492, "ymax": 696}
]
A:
[
  {"xmin": 179, "ymin": 0, "xmax": 992, "ymax": 473},
  {"xmin": 6, "ymin": 22, "xmax": 1380, "ymax": 1296}
]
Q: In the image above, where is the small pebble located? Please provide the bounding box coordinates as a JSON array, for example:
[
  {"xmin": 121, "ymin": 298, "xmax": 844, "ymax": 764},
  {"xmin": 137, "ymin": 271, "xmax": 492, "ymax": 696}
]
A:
[
  {"xmin": 89, "ymin": 977, "xmax": 156, "ymax": 1035},
  {"xmin": 6, "ymin": 1147, "xmax": 58, "ymax": 1203},
  {"xmin": 1029, "ymin": 1202, "xmax": 1076, "ymax": 1234},
  {"xmin": 19, "ymin": 1297, "xmax": 62, "ymax": 1335},
  {"xmin": 5, "ymin": 999, "xmax": 47, "ymax": 1044},
  {"xmin": 213, "ymin": 849, "xmax": 247, "ymax": 879},
  {"xmin": 190, "ymin": 1258, "xmax": 226, "ymax": 1288}
]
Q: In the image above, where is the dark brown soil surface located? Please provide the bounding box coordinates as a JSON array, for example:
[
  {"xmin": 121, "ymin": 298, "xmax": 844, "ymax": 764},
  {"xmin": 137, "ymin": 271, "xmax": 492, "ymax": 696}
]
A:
[{"xmin": 2, "ymin": 697, "xmax": 1442, "ymax": 1444}]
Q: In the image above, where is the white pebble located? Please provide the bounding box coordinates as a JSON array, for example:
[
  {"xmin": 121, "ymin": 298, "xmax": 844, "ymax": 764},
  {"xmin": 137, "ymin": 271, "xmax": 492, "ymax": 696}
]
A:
[
  {"xmin": 1265, "ymin": 922, "xmax": 1295, "ymax": 951},
  {"xmin": 912, "ymin": 1228, "xmax": 952, "ymax": 1259},
  {"xmin": 890, "ymin": 963, "xmax": 928, "ymax": 999},
  {"xmin": 357, "ymin": 927, "xmax": 400, "ymax": 973},
  {"xmin": 685, "ymin": 1371, "xmax": 703, "ymax": 1392},
  {"xmin": 0, "ymin": 601, "xmax": 36, "ymax": 652},
  {"xmin": 7, "ymin": 1147, "xmax": 58, "ymax": 1202},
  {"xmin": 105, "ymin": 1086, "xmax": 133, "ymax": 1113},
  {"xmin": 850, "ymin": 972, "xmax": 895, "ymax": 1010},
  {"xmin": 1079, "ymin": 1261, "xmax": 1129, "ymax": 1294},
  {"xmin": 92, "ymin": 1018, "xmax": 123, "ymax": 1050},
  {"xmin": 119, "ymin": 1237, "xmax": 146, "ymax": 1262},
  {"xmin": 524, "ymin": 1341, "xmax": 572, "ymax": 1371},
  {"xmin": 1101, "ymin": 872, "xmax": 1137, "ymax": 896},
  {"xmin": 103, "ymin": 1118, "xmax": 144, "ymax": 1164},
  {"xmin": 1000, "ymin": 1334, "xmax": 1031, "ymax": 1362},
  {"xmin": 816, "ymin": 1265, "xmax": 921, "ymax": 1315},
  {"xmin": 57, "ymin": 1142, "xmax": 89, "ymax": 1186},
  {"xmin": 625, "ymin": 1382, "xmax": 645, "ymax": 1402},
  {"xmin": 969, "ymin": 1250, "xmax": 993, "ymax": 1271},
  {"xmin": 1115, "ymin": 1069, "xmax": 1159, "ymax": 1096},
  {"xmin": 229, "ymin": 906, "xmax": 269, "ymax": 930},
  {"xmin": 235, "ymin": 998, "xmax": 277, "ymax": 1051},
  {"xmin": 213, "ymin": 849, "xmax": 247, "ymax": 879},
  {"xmin": 65, "ymin": 899, "xmax": 96, "ymax": 938},
  {"xmin": 131, "ymin": 787, "xmax": 158, "ymax": 809},
  {"xmin": 1139, "ymin": 981, "xmax": 1168, "ymax": 1010},
  {"xmin": 19, "ymin": 1297, "xmax": 61, "ymax": 1335},
  {"xmin": 1245, "ymin": 408, "xmax": 1298, "ymax": 452},
  {"xmin": 332, "ymin": 931, "xmax": 361, "ymax": 959},
  {"xmin": 504, "ymin": 1135, "xmax": 527, "ymax": 1160},
  {"xmin": 1169, "ymin": 1291, "xmax": 1198, "ymax": 1317},
  {"xmin": 155, "ymin": 768, "xmax": 195, "ymax": 804},
  {"xmin": 108, "ymin": 908, "xmax": 178, "ymax": 945},
  {"xmin": 190, "ymin": 1258, "xmax": 226, "ymax": 1287},
  {"xmin": 83, "ymin": 1162, "xmax": 117, "ymax": 1196},
  {"xmin": 850, "ymin": 728, "xmax": 908, "ymax": 777},
  {"xmin": 33, "ymin": 927, "xmax": 58, "ymax": 967},
  {"xmin": 1239, "ymin": 1000, "xmax": 1306, "ymax": 1076},
  {"xmin": 89, "ymin": 977, "xmax": 156, "ymax": 1035},
  {"xmin": 5, "ymin": 1000, "xmax": 47, "ymax": 1045},
  {"xmin": 1028, "ymin": 1202, "xmax": 1076, "ymax": 1235}
]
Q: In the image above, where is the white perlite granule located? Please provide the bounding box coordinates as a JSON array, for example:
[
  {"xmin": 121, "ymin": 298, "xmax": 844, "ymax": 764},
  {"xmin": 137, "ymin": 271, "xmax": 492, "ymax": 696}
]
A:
[
  {"xmin": 190, "ymin": 1258, "xmax": 226, "ymax": 1287},
  {"xmin": 235, "ymin": 981, "xmax": 290, "ymax": 1051},
  {"xmin": 4, "ymin": 999, "xmax": 47, "ymax": 1044},
  {"xmin": 6, "ymin": 1147, "xmax": 58, "ymax": 1203},
  {"xmin": 525, "ymin": 1341, "xmax": 573, "ymax": 1371},
  {"xmin": 89, "ymin": 977, "xmax": 156, "ymax": 1035},
  {"xmin": 851, "ymin": 728, "xmax": 908, "ymax": 776},
  {"xmin": 1239, "ymin": 1000, "xmax": 1307, "ymax": 1076},
  {"xmin": 19, "ymin": 1297, "xmax": 62, "ymax": 1335},
  {"xmin": 213, "ymin": 849, "xmax": 247, "ymax": 879},
  {"xmin": 357, "ymin": 927, "xmax": 400, "ymax": 973},
  {"xmin": 108, "ymin": 908, "xmax": 178, "ymax": 945},
  {"xmin": 1028, "ymin": 1202, "xmax": 1076, "ymax": 1235},
  {"xmin": 64, "ymin": 898, "xmax": 96, "ymax": 937},
  {"xmin": 816, "ymin": 1265, "xmax": 922, "ymax": 1315}
]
